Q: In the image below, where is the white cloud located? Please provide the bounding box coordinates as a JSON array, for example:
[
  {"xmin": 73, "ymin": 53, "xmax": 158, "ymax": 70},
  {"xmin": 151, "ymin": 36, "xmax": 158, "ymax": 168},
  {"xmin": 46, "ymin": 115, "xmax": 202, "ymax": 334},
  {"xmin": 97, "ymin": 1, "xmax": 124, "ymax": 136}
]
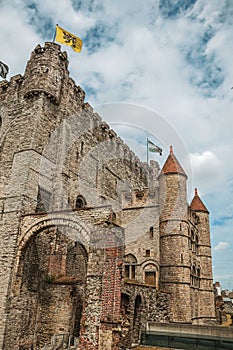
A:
[
  {"xmin": 188, "ymin": 150, "xmax": 222, "ymax": 197},
  {"xmin": 190, "ymin": 150, "xmax": 220, "ymax": 179},
  {"xmin": 0, "ymin": 2, "xmax": 40, "ymax": 76},
  {"xmin": 214, "ymin": 241, "xmax": 229, "ymax": 252}
]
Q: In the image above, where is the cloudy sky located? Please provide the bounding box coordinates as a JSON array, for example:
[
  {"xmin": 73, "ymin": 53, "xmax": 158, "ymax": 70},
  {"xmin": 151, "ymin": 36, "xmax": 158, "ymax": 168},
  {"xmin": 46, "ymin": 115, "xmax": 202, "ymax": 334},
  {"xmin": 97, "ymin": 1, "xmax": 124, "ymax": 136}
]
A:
[{"xmin": 1, "ymin": 0, "xmax": 233, "ymax": 289}]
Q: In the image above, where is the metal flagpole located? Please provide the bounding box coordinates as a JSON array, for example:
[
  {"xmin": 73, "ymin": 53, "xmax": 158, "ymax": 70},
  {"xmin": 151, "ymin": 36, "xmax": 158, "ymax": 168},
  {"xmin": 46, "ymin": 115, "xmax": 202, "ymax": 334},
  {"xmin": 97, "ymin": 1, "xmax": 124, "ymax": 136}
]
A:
[
  {"xmin": 53, "ymin": 24, "xmax": 58, "ymax": 43},
  {"xmin": 147, "ymin": 138, "xmax": 149, "ymax": 165}
]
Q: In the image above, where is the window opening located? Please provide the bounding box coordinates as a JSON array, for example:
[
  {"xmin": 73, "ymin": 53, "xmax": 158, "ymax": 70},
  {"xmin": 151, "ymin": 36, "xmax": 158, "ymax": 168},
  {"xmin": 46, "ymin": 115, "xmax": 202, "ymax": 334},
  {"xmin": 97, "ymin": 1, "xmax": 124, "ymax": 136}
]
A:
[
  {"xmin": 146, "ymin": 249, "xmax": 150, "ymax": 257},
  {"xmin": 125, "ymin": 254, "xmax": 137, "ymax": 280},
  {"xmin": 149, "ymin": 226, "xmax": 154, "ymax": 239},
  {"xmin": 75, "ymin": 195, "xmax": 86, "ymax": 209}
]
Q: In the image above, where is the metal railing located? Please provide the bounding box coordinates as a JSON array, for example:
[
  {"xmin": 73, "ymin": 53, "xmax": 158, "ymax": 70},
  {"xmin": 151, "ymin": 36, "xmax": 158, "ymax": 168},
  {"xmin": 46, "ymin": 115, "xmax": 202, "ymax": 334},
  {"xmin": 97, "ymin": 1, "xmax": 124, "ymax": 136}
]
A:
[{"xmin": 142, "ymin": 332, "xmax": 233, "ymax": 350}]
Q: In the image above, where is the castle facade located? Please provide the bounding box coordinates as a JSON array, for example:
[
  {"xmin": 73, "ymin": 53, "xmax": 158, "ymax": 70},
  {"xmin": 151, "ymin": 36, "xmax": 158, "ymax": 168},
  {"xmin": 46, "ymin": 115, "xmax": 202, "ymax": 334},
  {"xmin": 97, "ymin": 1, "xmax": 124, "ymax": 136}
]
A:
[{"xmin": 0, "ymin": 42, "xmax": 215, "ymax": 350}]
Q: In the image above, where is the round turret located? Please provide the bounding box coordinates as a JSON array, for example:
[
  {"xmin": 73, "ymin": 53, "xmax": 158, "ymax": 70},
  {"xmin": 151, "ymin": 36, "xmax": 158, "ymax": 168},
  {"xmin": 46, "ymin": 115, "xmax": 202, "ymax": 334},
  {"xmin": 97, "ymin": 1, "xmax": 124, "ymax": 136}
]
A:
[
  {"xmin": 190, "ymin": 188, "xmax": 211, "ymax": 254},
  {"xmin": 190, "ymin": 188, "xmax": 215, "ymax": 323},
  {"xmin": 159, "ymin": 145, "xmax": 187, "ymax": 221},
  {"xmin": 190, "ymin": 188, "xmax": 209, "ymax": 213},
  {"xmin": 159, "ymin": 146, "xmax": 191, "ymax": 322},
  {"xmin": 23, "ymin": 42, "xmax": 69, "ymax": 104}
]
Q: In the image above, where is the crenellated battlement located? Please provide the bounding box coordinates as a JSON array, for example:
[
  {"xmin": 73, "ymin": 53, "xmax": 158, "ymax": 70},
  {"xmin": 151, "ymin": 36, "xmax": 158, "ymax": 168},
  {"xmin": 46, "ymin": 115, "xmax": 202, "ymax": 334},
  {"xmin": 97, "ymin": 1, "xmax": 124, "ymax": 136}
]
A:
[
  {"xmin": 0, "ymin": 74, "xmax": 24, "ymax": 102},
  {"xmin": 22, "ymin": 42, "xmax": 69, "ymax": 105},
  {"xmin": 0, "ymin": 42, "xmax": 85, "ymax": 108}
]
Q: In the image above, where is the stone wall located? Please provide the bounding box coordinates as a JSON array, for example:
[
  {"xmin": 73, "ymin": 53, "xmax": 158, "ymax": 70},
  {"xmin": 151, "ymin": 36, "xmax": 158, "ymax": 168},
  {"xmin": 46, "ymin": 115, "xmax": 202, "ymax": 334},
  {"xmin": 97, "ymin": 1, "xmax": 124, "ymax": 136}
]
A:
[{"xmin": 120, "ymin": 282, "xmax": 170, "ymax": 348}]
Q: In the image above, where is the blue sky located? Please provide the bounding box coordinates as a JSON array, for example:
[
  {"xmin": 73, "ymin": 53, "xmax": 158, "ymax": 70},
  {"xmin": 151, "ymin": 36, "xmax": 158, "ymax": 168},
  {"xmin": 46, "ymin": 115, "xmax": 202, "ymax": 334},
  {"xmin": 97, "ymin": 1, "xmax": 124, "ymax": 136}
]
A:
[{"xmin": 0, "ymin": 0, "xmax": 233, "ymax": 289}]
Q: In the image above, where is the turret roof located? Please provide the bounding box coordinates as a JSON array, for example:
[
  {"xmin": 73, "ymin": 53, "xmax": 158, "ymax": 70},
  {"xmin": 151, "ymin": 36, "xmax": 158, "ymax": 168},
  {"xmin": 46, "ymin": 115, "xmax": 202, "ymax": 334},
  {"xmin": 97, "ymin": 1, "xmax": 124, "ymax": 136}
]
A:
[
  {"xmin": 160, "ymin": 146, "xmax": 187, "ymax": 177},
  {"xmin": 190, "ymin": 188, "xmax": 209, "ymax": 213}
]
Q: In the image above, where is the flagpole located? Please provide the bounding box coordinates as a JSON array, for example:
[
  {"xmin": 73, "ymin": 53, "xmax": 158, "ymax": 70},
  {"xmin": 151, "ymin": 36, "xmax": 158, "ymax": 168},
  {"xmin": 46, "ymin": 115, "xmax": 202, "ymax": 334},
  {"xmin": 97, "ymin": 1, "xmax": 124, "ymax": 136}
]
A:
[
  {"xmin": 147, "ymin": 138, "xmax": 149, "ymax": 165},
  {"xmin": 53, "ymin": 24, "xmax": 58, "ymax": 43}
]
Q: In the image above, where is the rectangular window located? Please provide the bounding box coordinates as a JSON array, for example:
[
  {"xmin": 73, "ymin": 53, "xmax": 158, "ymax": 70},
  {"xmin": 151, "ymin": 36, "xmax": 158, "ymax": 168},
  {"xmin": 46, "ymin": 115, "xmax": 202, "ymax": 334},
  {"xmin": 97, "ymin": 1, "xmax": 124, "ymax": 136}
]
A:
[
  {"xmin": 149, "ymin": 226, "xmax": 154, "ymax": 239},
  {"xmin": 146, "ymin": 249, "xmax": 150, "ymax": 257}
]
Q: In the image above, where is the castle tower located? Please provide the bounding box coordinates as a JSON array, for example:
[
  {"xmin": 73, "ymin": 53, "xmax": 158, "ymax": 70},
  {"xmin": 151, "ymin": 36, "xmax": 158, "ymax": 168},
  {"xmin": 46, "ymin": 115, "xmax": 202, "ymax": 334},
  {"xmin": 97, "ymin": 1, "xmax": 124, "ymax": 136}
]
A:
[
  {"xmin": 159, "ymin": 146, "xmax": 192, "ymax": 322},
  {"xmin": 23, "ymin": 42, "xmax": 69, "ymax": 104},
  {"xmin": 190, "ymin": 188, "xmax": 216, "ymax": 324}
]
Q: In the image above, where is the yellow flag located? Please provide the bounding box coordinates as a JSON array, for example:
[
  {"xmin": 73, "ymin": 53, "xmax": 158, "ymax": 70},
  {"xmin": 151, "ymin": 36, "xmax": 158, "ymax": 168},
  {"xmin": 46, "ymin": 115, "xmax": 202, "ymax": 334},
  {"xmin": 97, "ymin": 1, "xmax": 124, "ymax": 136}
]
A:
[{"xmin": 55, "ymin": 25, "xmax": 82, "ymax": 53}]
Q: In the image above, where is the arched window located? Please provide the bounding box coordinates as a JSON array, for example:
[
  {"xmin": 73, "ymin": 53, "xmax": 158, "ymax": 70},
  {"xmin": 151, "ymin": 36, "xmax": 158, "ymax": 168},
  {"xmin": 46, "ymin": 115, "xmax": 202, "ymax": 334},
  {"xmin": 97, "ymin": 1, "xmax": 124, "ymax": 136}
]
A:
[
  {"xmin": 75, "ymin": 195, "xmax": 86, "ymax": 209},
  {"xmin": 124, "ymin": 254, "xmax": 137, "ymax": 280}
]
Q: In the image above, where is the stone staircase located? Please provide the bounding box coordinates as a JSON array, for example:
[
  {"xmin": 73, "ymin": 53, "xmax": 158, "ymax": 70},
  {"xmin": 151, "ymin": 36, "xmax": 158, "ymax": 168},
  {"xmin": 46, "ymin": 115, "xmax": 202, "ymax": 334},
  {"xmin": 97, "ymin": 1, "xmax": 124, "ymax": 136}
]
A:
[{"xmin": 42, "ymin": 334, "xmax": 79, "ymax": 350}]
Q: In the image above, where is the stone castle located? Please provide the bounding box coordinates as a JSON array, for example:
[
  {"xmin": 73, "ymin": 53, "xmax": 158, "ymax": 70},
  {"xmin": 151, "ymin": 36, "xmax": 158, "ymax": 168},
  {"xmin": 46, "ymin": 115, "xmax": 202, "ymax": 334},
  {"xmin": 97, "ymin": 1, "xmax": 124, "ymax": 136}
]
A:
[{"xmin": 0, "ymin": 42, "xmax": 216, "ymax": 349}]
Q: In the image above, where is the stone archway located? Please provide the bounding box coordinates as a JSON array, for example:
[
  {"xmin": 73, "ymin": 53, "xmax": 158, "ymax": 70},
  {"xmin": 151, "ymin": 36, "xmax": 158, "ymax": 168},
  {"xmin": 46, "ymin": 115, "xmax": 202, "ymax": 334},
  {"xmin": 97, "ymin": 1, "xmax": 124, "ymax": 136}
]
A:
[
  {"xmin": 14, "ymin": 213, "xmax": 90, "ymax": 275},
  {"xmin": 5, "ymin": 214, "xmax": 90, "ymax": 350}
]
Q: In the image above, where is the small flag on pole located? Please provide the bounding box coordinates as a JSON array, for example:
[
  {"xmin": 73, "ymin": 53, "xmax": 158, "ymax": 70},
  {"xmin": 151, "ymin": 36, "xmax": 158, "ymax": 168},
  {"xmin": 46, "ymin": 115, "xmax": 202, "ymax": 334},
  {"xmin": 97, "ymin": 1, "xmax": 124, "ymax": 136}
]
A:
[
  {"xmin": 0, "ymin": 61, "xmax": 9, "ymax": 79},
  {"xmin": 55, "ymin": 25, "xmax": 82, "ymax": 52},
  {"xmin": 148, "ymin": 139, "xmax": 162, "ymax": 156}
]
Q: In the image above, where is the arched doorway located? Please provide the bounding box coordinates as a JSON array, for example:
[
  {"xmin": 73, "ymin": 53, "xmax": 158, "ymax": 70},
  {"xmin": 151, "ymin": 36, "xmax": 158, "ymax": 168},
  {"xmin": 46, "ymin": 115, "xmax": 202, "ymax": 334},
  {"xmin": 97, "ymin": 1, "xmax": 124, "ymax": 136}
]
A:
[{"xmin": 5, "ymin": 225, "xmax": 88, "ymax": 349}]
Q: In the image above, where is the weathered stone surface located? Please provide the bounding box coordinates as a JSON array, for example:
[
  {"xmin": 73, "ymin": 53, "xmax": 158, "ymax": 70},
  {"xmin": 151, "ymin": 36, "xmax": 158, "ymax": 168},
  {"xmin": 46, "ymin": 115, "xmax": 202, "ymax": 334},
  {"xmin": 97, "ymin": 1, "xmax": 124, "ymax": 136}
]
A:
[{"xmin": 0, "ymin": 42, "xmax": 216, "ymax": 350}]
